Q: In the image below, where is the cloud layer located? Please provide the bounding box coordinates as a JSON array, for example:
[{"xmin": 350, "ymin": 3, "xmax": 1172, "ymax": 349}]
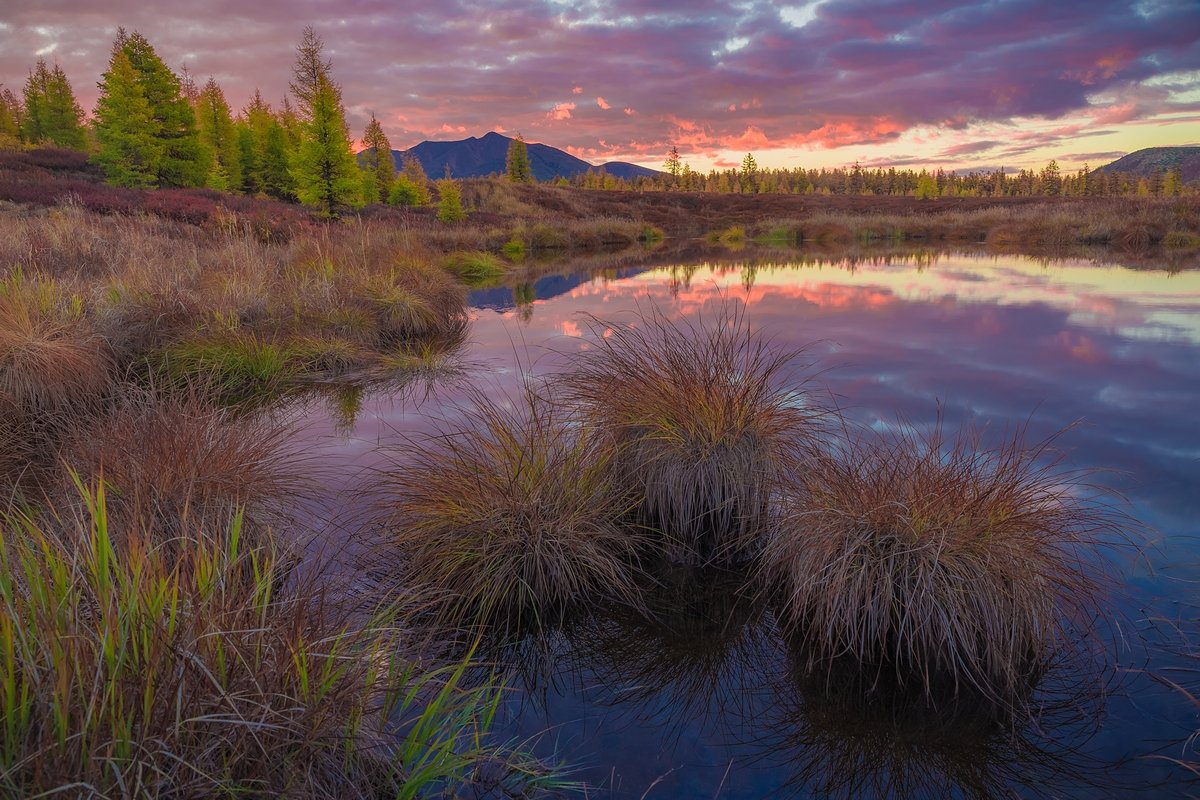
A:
[{"xmin": 1, "ymin": 0, "xmax": 1197, "ymax": 167}]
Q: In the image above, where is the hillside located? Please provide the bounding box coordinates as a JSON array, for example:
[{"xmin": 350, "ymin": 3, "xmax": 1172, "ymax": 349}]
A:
[
  {"xmin": 388, "ymin": 131, "xmax": 661, "ymax": 182},
  {"xmin": 1098, "ymin": 146, "xmax": 1200, "ymax": 182}
]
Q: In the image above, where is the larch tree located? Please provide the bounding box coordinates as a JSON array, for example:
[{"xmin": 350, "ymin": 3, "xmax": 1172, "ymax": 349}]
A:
[
  {"xmin": 436, "ymin": 178, "xmax": 466, "ymax": 223},
  {"xmin": 360, "ymin": 115, "xmax": 394, "ymax": 203},
  {"xmin": 195, "ymin": 77, "xmax": 240, "ymax": 191},
  {"xmin": 0, "ymin": 87, "xmax": 21, "ymax": 147},
  {"xmin": 664, "ymin": 145, "xmax": 682, "ymax": 180},
  {"xmin": 389, "ymin": 154, "xmax": 430, "ymax": 206},
  {"xmin": 21, "ymin": 60, "xmax": 86, "ymax": 149},
  {"xmin": 92, "ymin": 50, "xmax": 160, "ymax": 187},
  {"xmin": 100, "ymin": 30, "xmax": 208, "ymax": 187},
  {"xmin": 505, "ymin": 134, "xmax": 533, "ymax": 183},
  {"xmin": 292, "ymin": 71, "xmax": 361, "ymax": 217}
]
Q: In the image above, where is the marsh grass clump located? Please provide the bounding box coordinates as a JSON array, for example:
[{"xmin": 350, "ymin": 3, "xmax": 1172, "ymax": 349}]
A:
[
  {"xmin": 374, "ymin": 386, "xmax": 645, "ymax": 631},
  {"xmin": 562, "ymin": 304, "xmax": 823, "ymax": 565},
  {"xmin": 763, "ymin": 420, "xmax": 1127, "ymax": 705},
  {"xmin": 443, "ymin": 250, "xmax": 509, "ymax": 287},
  {"xmin": 56, "ymin": 386, "xmax": 304, "ymax": 548},
  {"xmin": 0, "ymin": 270, "xmax": 114, "ymax": 421},
  {"xmin": 0, "ymin": 480, "xmax": 549, "ymax": 799}
]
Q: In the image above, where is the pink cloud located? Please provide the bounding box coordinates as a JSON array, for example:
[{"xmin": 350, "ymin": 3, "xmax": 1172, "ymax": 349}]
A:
[
  {"xmin": 547, "ymin": 101, "xmax": 575, "ymax": 121},
  {"xmin": 596, "ymin": 96, "xmax": 610, "ymax": 110}
]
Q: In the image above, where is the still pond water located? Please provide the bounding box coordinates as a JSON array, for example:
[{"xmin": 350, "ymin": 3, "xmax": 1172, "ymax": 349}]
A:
[{"xmin": 302, "ymin": 249, "xmax": 1200, "ymax": 799}]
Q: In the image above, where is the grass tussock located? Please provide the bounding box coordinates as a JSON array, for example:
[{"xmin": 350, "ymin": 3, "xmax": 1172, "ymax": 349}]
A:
[
  {"xmin": 562, "ymin": 303, "xmax": 824, "ymax": 565},
  {"xmin": 0, "ymin": 479, "xmax": 557, "ymax": 799},
  {"xmin": 374, "ymin": 386, "xmax": 646, "ymax": 631},
  {"xmin": 443, "ymin": 250, "xmax": 509, "ymax": 287},
  {"xmin": 763, "ymin": 420, "xmax": 1128, "ymax": 705},
  {"xmin": 55, "ymin": 387, "xmax": 304, "ymax": 548},
  {"xmin": 0, "ymin": 270, "xmax": 114, "ymax": 420}
]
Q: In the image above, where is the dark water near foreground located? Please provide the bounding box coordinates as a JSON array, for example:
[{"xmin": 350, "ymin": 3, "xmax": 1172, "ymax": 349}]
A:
[{"xmin": 300, "ymin": 250, "xmax": 1200, "ymax": 798}]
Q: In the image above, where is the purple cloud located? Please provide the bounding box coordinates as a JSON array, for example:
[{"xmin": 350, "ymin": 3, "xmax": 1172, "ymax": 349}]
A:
[{"xmin": 0, "ymin": 0, "xmax": 1196, "ymax": 163}]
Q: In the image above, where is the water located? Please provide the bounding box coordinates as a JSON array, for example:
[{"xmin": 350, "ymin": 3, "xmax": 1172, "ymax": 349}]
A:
[{"xmin": 300, "ymin": 248, "xmax": 1200, "ymax": 798}]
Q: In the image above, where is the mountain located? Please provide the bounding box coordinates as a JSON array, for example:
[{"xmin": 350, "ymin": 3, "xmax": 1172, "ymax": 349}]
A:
[
  {"xmin": 1097, "ymin": 146, "xmax": 1200, "ymax": 182},
  {"xmin": 387, "ymin": 131, "xmax": 661, "ymax": 181}
]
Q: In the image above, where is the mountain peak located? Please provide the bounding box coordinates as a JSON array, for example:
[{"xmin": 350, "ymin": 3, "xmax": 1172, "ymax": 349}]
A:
[{"xmin": 389, "ymin": 133, "xmax": 661, "ymax": 182}]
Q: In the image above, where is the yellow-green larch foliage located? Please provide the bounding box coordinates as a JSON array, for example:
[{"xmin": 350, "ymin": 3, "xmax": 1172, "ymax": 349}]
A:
[
  {"xmin": 0, "ymin": 87, "xmax": 22, "ymax": 148},
  {"xmin": 21, "ymin": 60, "xmax": 86, "ymax": 149},
  {"xmin": 289, "ymin": 28, "xmax": 361, "ymax": 217},
  {"xmin": 505, "ymin": 133, "xmax": 533, "ymax": 183},
  {"xmin": 195, "ymin": 77, "xmax": 241, "ymax": 191},
  {"xmin": 92, "ymin": 50, "xmax": 161, "ymax": 187},
  {"xmin": 360, "ymin": 114, "xmax": 394, "ymax": 203},
  {"xmin": 436, "ymin": 178, "xmax": 466, "ymax": 223}
]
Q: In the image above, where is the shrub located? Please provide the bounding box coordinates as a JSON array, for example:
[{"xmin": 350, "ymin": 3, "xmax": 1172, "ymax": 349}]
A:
[
  {"xmin": 561, "ymin": 303, "xmax": 824, "ymax": 565},
  {"xmin": 762, "ymin": 420, "xmax": 1128, "ymax": 705},
  {"xmin": 373, "ymin": 385, "xmax": 645, "ymax": 630},
  {"xmin": 388, "ymin": 174, "xmax": 429, "ymax": 207}
]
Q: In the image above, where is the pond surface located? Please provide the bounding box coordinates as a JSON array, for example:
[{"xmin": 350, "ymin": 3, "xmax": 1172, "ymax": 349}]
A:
[{"xmin": 301, "ymin": 249, "xmax": 1200, "ymax": 798}]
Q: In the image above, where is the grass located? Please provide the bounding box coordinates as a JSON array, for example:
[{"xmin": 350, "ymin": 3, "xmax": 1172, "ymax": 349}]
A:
[
  {"xmin": 373, "ymin": 385, "xmax": 646, "ymax": 631},
  {"xmin": 0, "ymin": 477, "xmax": 560, "ymax": 798},
  {"xmin": 0, "ymin": 270, "xmax": 114, "ymax": 421},
  {"xmin": 443, "ymin": 250, "xmax": 509, "ymax": 287},
  {"xmin": 761, "ymin": 418, "xmax": 1129, "ymax": 706},
  {"xmin": 560, "ymin": 302, "xmax": 825, "ymax": 565},
  {"xmin": 53, "ymin": 386, "xmax": 305, "ymax": 549}
]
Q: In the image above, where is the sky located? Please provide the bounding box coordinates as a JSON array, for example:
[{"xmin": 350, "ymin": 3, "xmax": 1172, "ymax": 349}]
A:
[{"xmin": 1, "ymin": 1, "xmax": 1198, "ymax": 173}]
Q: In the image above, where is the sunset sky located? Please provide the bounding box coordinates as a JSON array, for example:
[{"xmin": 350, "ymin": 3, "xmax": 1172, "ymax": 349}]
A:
[{"xmin": 1, "ymin": 1, "xmax": 1197, "ymax": 173}]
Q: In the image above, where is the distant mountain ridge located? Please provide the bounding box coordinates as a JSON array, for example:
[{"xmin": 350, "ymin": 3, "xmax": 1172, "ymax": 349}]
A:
[
  {"xmin": 1098, "ymin": 146, "xmax": 1200, "ymax": 182},
  {"xmin": 388, "ymin": 131, "xmax": 660, "ymax": 182}
]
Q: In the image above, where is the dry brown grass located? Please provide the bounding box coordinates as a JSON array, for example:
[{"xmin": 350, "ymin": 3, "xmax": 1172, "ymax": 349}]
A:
[
  {"xmin": 373, "ymin": 385, "xmax": 646, "ymax": 631},
  {"xmin": 560, "ymin": 302, "xmax": 826, "ymax": 565},
  {"xmin": 0, "ymin": 270, "xmax": 114, "ymax": 421},
  {"xmin": 762, "ymin": 418, "xmax": 1130, "ymax": 706},
  {"xmin": 53, "ymin": 386, "xmax": 307, "ymax": 549}
]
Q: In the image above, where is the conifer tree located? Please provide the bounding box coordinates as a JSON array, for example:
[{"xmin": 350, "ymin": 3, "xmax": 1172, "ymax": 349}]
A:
[
  {"xmin": 234, "ymin": 121, "xmax": 260, "ymax": 194},
  {"xmin": 292, "ymin": 73, "xmax": 361, "ymax": 217},
  {"xmin": 261, "ymin": 121, "xmax": 296, "ymax": 201},
  {"xmin": 360, "ymin": 115, "xmax": 394, "ymax": 203},
  {"xmin": 389, "ymin": 154, "xmax": 431, "ymax": 206},
  {"xmin": 195, "ymin": 77, "xmax": 240, "ymax": 191},
  {"xmin": 436, "ymin": 178, "xmax": 466, "ymax": 223},
  {"xmin": 21, "ymin": 60, "xmax": 86, "ymax": 149},
  {"xmin": 665, "ymin": 145, "xmax": 682, "ymax": 179},
  {"xmin": 92, "ymin": 50, "xmax": 160, "ymax": 187},
  {"xmin": 97, "ymin": 30, "xmax": 208, "ymax": 187},
  {"xmin": 0, "ymin": 87, "xmax": 21, "ymax": 148},
  {"xmin": 505, "ymin": 133, "xmax": 533, "ymax": 183}
]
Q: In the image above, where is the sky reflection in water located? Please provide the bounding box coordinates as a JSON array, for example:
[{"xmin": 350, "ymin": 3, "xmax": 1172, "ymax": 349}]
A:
[{"xmin": 302, "ymin": 251, "xmax": 1200, "ymax": 798}]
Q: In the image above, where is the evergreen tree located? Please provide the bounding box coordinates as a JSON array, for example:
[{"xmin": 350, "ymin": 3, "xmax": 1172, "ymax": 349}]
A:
[
  {"xmin": 389, "ymin": 155, "xmax": 430, "ymax": 206},
  {"xmin": 261, "ymin": 121, "xmax": 296, "ymax": 201},
  {"xmin": 360, "ymin": 115, "xmax": 394, "ymax": 203},
  {"xmin": 740, "ymin": 152, "xmax": 758, "ymax": 192},
  {"xmin": 290, "ymin": 27, "xmax": 335, "ymax": 118},
  {"xmin": 0, "ymin": 87, "xmax": 21, "ymax": 148},
  {"xmin": 292, "ymin": 73, "xmax": 360, "ymax": 217},
  {"xmin": 505, "ymin": 133, "xmax": 533, "ymax": 183},
  {"xmin": 436, "ymin": 179, "xmax": 466, "ymax": 223},
  {"xmin": 21, "ymin": 60, "xmax": 86, "ymax": 148},
  {"xmin": 234, "ymin": 121, "xmax": 260, "ymax": 194},
  {"xmin": 1161, "ymin": 169, "xmax": 1182, "ymax": 197},
  {"xmin": 664, "ymin": 145, "xmax": 682, "ymax": 182},
  {"xmin": 98, "ymin": 30, "xmax": 208, "ymax": 187},
  {"xmin": 92, "ymin": 50, "xmax": 160, "ymax": 187},
  {"xmin": 195, "ymin": 77, "xmax": 240, "ymax": 191}
]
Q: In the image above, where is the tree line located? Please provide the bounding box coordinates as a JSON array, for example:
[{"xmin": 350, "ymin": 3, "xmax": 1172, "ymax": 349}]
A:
[
  {"xmin": 572, "ymin": 148, "xmax": 1191, "ymax": 197},
  {"xmin": 0, "ymin": 28, "xmax": 469, "ymax": 219}
]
